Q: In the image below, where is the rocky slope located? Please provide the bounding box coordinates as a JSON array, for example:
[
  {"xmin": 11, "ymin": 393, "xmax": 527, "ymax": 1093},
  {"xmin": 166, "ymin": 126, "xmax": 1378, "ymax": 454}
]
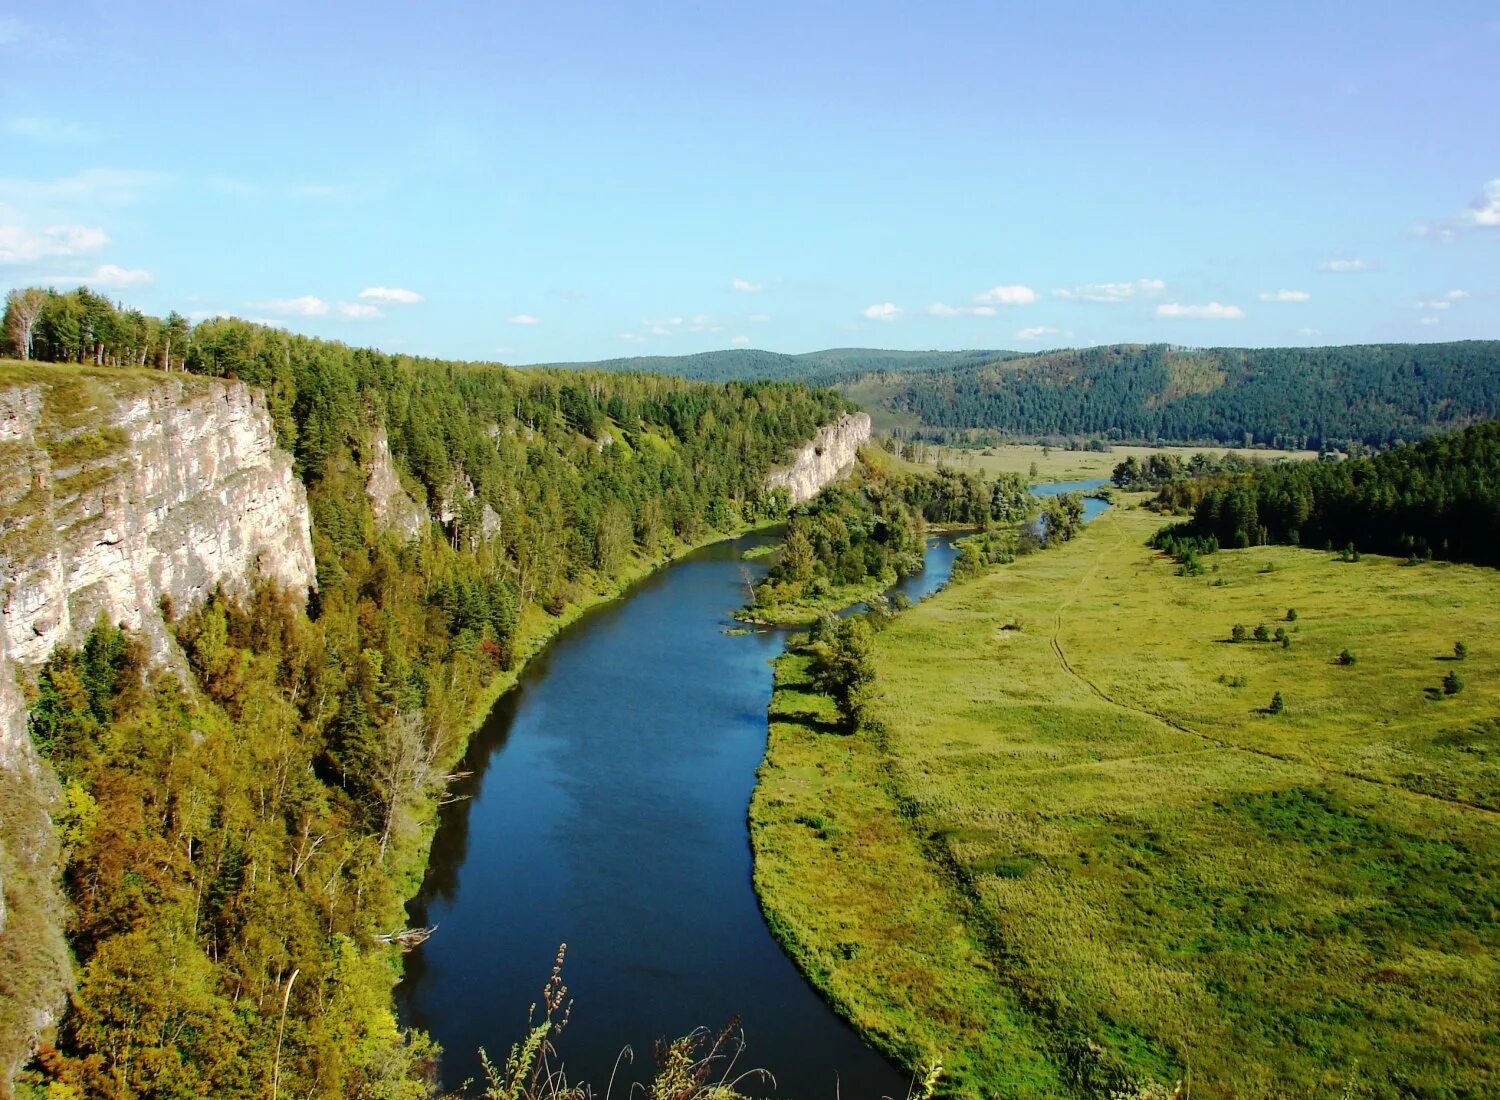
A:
[
  {"xmin": 765, "ymin": 411, "xmax": 872, "ymax": 504},
  {"xmin": 0, "ymin": 365, "xmax": 315, "ymax": 1088}
]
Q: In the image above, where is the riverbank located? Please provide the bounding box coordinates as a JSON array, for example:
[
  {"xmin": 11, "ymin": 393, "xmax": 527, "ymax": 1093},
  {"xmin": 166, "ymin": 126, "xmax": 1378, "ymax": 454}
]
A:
[
  {"xmin": 392, "ymin": 520, "xmax": 779, "ymax": 937},
  {"xmin": 749, "ymin": 502, "xmax": 1500, "ymax": 1096}
]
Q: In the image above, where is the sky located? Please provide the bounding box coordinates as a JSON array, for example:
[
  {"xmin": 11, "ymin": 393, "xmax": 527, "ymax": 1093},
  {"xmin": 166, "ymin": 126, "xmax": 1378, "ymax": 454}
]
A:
[{"xmin": 0, "ymin": 1, "xmax": 1496, "ymax": 362}]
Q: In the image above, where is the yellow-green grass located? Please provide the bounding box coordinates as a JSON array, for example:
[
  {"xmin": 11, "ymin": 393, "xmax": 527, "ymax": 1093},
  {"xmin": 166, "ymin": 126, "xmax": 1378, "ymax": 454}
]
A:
[
  {"xmin": 899, "ymin": 443, "xmax": 1317, "ymax": 482},
  {"xmin": 753, "ymin": 503, "xmax": 1500, "ymax": 1098}
]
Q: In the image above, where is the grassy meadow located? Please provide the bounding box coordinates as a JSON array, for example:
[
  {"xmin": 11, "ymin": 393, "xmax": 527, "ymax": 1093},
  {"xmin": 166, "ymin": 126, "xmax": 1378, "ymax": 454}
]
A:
[
  {"xmin": 895, "ymin": 442, "xmax": 1318, "ymax": 482},
  {"xmin": 751, "ymin": 501, "xmax": 1500, "ymax": 1098}
]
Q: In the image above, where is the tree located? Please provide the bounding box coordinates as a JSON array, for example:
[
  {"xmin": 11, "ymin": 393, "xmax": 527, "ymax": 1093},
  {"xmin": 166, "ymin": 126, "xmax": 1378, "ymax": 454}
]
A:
[
  {"xmin": 1254, "ymin": 624, "xmax": 1271, "ymax": 642},
  {"xmin": 1443, "ymin": 670, "xmax": 1465, "ymax": 696},
  {"xmin": 1286, "ymin": 608, "xmax": 1298, "ymax": 621},
  {"xmin": 1231, "ymin": 624, "xmax": 1248, "ymax": 643},
  {"xmin": 1337, "ymin": 649, "xmax": 1357, "ymax": 666},
  {"xmin": 1454, "ymin": 641, "xmax": 1468, "ymax": 661},
  {"xmin": 3, "ymin": 287, "xmax": 46, "ymax": 359},
  {"xmin": 1268, "ymin": 691, "xmax": 1286, "ymax": 714}
]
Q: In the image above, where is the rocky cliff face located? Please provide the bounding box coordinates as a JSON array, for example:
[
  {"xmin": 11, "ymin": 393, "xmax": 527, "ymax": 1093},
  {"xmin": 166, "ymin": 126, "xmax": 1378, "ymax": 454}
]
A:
[
  {"xmin": 0, "ymin": 367, "xmax": 315, "ymax": 1086},
  {"xmin": 364, "ymin": 423, "xmax": 427, "ymax": 540},
  {"xmin": 765, "ymin": 411, "xmax": 872, "ymax": 504}
]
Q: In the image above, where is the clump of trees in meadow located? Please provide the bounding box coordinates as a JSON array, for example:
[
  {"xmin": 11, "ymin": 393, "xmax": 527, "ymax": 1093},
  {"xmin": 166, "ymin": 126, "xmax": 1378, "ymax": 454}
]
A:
[{"xmin": 1152, "ymin": 422, "xmax": 1500, "ymax": 566}]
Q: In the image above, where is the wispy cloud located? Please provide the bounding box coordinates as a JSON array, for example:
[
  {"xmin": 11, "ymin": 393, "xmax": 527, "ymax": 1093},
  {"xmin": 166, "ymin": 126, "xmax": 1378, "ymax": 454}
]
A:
[
  {"xmin": 730, "ymin": 277, "xmax": 763, "ymax": 292},
  {"xmin": 975, "ymin": 284, "xmax": 1038, "ymax": 305},
  {"xmin": 0, "ymin": 168, "xmax": 167, "ymax": 207},
  {"xmin": 4, "ymin": 115, "xmax": 93, "ymax": 143},
  {"xmin": 358, "ymin": 286, "xmax": 423, "ymax": 304},
  {"xmin": 1445, "ymin": 289, "xmax": 1470, "ymax": 301},
  {"xmin": 749, "ymin": 313, "xmax": 771, "ymax": 323},
  {"xmin": 862, "ymin": 302, "xmax": 902, "ymax": 320},
  {"xmin": 1258, "ymin": 289, "xmax": 1310, "ymax": 303},
  {"xmin": 641, "ymin": 314, "xmax": 724, "ymax": 336},
  {"xmin": 1419, "ymin": 316, "xmax": 1441, "ymax": 326},
  {"xmin": 339, "ymin": 302, "xmax": 380, "ymax": 319},
  {"xmin": 0, "ymin": 17, "xmax": 26, "ymax": 46},
  {"xmin": 508, "ymin": 313, "xmax": 541, "ymax": 325},
  {"xmin": 63, "ymin": 263, "xmax": 152, "ymax": 288},
  {"xmin": 255, "ymin": 295, "xmax": 330, "ymax": 316},
  {"xmin": 730, "ymin": 335, "xmax": 750, "ymax": 345},
  {"xmin": 927, "ymin": 302, "xmax": 997, "ymax": 317},
  {"xmin": 1319, "ymin": 258, "xmax": 1378, "ymax": 273},
  {"xmin": 1053, "ymin": 278, "xmax": 1164, "ymax": 303},
  {"xmin": 1156, "ymin": 302, "xmax": 1245, "ymax": 319},
  {"xmin": 1016, "ymin": 325, "xmax": 1063, "ymax": 340},
  {"xmin": 0, "ymin": 223, "xmax": 107, "ymax": 263},
  {"xmin": 1415, "ymin": 299, "xmax": 1452, "ymax": 311}
]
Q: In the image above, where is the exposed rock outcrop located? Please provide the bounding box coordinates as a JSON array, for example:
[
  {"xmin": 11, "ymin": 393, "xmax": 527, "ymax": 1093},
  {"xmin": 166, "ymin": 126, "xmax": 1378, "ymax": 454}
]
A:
[
  {"xmin": 0, "ymin": 369, "xmax": 315, "ymax": 1089},
  {"xmin": 765, "ymin": 411, "xmax": 872, "ymax": 504},
  {"xmin": 364, "ymin": 423, "xmax": 427, "ymax": 540}
]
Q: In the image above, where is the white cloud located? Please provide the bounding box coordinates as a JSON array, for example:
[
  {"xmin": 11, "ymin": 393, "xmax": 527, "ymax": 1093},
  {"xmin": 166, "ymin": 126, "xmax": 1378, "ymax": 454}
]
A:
[
  {"xmin": 730, "ymin": 277, "xmax": 763, "ymax": 293},
  {"xmin": 1053, "ymin": 278, "xmax": 1165, "ymax": 303},
  {"xmin": 1416, "ymin": 299, "xmax": 1452, "ymax": 311},
  {"xmin": 975, "ymin": 284, "xmax": 1038, "ymax": 305},
  {"xmin": 1319, "ymin": 258, "xmax": 1378, "ymax": 273},
  {"xmin": 749, "ymin": 313, "xmax": 771, "ymax": 323},
  {"xmin": 78, "ymin": 263, "xmax": 152, "ymax": 288},
  {"xmin": 1462, "ymin": 179, "xmax": 1500, "ymax": 228},
  {"xmin": 358, "ymin": 286, "xmax": 423, "ymax": 304},
  {"xmin": 1156, "ymin": 302, "xmax": 1245, "ymax": 320},
  {"xmin": 256, "ymin": 295, "xmax": 330, "ymax": 316},
  {"xmin": 339, "ymin": 302, "xmax": 380, "ymax": 319},
  {"xmin": 1419, "ymin": 316, "xmax": 1441, "ymax": 326},
  {"xmin": 1446, "ymin": 289, "xmax": 1470, "ymax": 300},
  {"xmin": 862, "ymin": 302, "xmax": 902, "ymax": 320},
  {"xmin": 928, "ymin": 302, "xmax": 997, "ymax": 317},
  {"xmin": 0, "ymin": 223, "xmax": 108, "ymax": 263},
  {"xmin": 4, "ymin": 116, "xmax": 92, "ymax": 143},
  {"xmin": 187, "ymin": 310, "xmax": 234, "ymax": 321},
  {"xmin": 508, "ymin": 313, "xmax": 541, "ymax": 325},
  {"xmin": 1016, "ymin": 325, "xmax": 1062, "ymax": 340},
  {"xmin": 1298, "ymin": 327, "xmax": 1322, "ymax": 339},
  {"xmin": 1258, "ymin": 289, "xmax": 1310, "ymax": 303},
  {"xmin": 730, "ymin": 335, "xmax": 750, "ymax": 345}
]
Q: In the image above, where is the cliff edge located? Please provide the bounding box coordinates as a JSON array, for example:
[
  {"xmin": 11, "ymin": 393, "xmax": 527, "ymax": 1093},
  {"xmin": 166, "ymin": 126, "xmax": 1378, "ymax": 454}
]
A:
[{"xmin": 765, "ymin": 411, "xmax": 872, "ymax": 504}]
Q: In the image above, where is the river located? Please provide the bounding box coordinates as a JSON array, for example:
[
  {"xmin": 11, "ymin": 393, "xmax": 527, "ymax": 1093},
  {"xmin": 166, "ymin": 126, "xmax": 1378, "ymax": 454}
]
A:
[{"xmin": 398, "ymin": 482, "xmax": 1106, "ymax": 1097}]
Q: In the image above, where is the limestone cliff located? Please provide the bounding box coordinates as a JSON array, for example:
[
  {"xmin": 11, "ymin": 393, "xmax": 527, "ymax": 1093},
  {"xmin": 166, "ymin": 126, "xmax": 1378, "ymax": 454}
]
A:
[
  {"xmin": 765, "ymin": 411, "xmax": 872, "ymax": 504},
  {"xmin": 0, "ymin": 366, "xmax": 315, "ymax": 1087},
  {"xmin": 363, "ymin": 422, "xmax": 427, "ymax": 540}
]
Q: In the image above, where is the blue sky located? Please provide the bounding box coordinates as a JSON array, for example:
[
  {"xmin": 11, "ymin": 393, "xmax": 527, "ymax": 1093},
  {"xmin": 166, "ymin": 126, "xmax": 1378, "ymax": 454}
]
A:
[{"xmin": 1, "ymin": 1, "xmax": 1495, "ymax": 362}]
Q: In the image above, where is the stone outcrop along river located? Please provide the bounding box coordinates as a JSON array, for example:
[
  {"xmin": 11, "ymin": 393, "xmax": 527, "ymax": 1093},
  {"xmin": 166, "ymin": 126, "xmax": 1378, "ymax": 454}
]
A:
[
  {"xmin": 0, "ymin": 368, "xmax": 315, "ymax": 1086},
  {"xmin": 765, "ymin": 411, "xmax": 871, "ymax": 504}
]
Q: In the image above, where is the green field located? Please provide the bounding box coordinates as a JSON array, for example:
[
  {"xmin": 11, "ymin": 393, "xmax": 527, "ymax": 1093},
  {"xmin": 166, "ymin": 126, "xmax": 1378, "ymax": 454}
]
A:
[
  {"xmin": 752, "ymin": 502, "xmax": 1500, "ymax": 1098},
  {"xmin": 894, "ymin": 442, "xmax": 1317, "ymax": 483}
]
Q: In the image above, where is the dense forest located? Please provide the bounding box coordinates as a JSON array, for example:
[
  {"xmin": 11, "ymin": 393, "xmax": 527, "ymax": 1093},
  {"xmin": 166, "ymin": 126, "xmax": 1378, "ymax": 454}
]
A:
[
  {"xmin": 538, "ymin": 338, "xmax": 1500, "ymax": 452},
  {"xmin": 3, "ymin": 286, "xmax": 851, "ymax": 1098},
  {"xmin": 1152, "ymin": 422, "xmax": 1500, "ymax": 566},
  {"xmin": 883, "ymin": 343, "xmax": 1500, "ymax": 449}
]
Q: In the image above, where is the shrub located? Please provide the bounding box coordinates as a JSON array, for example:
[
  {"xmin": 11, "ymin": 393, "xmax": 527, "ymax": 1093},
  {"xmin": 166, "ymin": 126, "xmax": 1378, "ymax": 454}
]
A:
[
  {"xmin": 1273, "ymin": 626, "xmax": 1287, "ymax": 642},
  {"xmin": 1231, "ymin": 624, "xmax": 1248, "ymax": 643},
  {"xmin": 1286, "ymin": 608, "xmax": 1298, "ymax": 621},
  {"xmin": 1443, "ymin": 670, "xmax": 1465, "ymax": 696},
  {"xmin": 1454, "ymin": 640, "xmax": 1468, "ymax": 661},
  {"xmin": 1268, "ymin": 691, "xmax": 1286, "ymax": 714},
  {"xmin": 1254, "ymin": 624, "xmax": 1271, "ymax": 643},
  {"xmin": 1337, "ymin": 649, "xmax": 1357, "ymax": 666},
  {"xmin": 1280, "ymin": 635, "xmax": 1291, "ymax": 649}
]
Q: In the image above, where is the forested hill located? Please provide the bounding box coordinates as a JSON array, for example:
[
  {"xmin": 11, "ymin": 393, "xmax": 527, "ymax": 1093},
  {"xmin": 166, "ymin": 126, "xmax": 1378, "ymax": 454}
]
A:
[
  {"xmin": 538, "ymin": 347, "xmax": 1019, "ymax": 385},
  {"xmin": 546, "ymin": 341, "xmax": 1500, "ymax": 451},
  {"xmin": 882, "ymin": 342, "xmax": 1500, "ymax": 449},
  {"xmin": 1, "ymin": 285, "xmax": 851, "ymax": 1098}
]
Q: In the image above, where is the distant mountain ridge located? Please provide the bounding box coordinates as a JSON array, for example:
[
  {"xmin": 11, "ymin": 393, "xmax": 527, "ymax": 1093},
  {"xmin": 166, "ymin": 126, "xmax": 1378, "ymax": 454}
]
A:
[{"xmin": 543, "ymin": 340, "xmax": 1500, "ymax": 450}]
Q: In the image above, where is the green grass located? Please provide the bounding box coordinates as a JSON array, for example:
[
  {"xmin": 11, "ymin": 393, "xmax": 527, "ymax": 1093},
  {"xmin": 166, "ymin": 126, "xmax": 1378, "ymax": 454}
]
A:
[
  {"xmin": 891, "ymin": 443, "xmax": 1315, "ymax": 483},
  {"xmin": 752, "ymin": 503, "xmax": 1500, "ymax": 1098}
]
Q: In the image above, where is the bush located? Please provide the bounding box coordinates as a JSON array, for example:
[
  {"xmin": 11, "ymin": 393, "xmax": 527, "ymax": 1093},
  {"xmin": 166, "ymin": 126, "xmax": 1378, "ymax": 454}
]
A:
[
  {"xmin": 1280, "ymin": 634, "xmax": 1291, "ymax": 650},
  {"xmin": 1443, "ymin": 670, "xmax": 1465, "ymax": 696},
  {"xmin": 1273, "ymin": 626, "xmax": 1287, "ymax": 643},
  {"xmin": 1268, "ymin": 691, "xmax": 1286, "ymax": 714},
  {"xmin": 1454, "ymin": 640, "xmax": 1468, "ymax": 661},
  {"xmin": 1337, "ymin": 649, "xmax": 1357, "ymax": 666},
  {"xmin": 1231, "ymin": 624, "xmax": 1248, "ymax": 643},
  {"xmin": 1286, "ymin": 608, "xmax": 1298, "ymax": 622},
  {"xmin": 1254, "ymin": 624, "xmax": 1271, "ymax": 643}
]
